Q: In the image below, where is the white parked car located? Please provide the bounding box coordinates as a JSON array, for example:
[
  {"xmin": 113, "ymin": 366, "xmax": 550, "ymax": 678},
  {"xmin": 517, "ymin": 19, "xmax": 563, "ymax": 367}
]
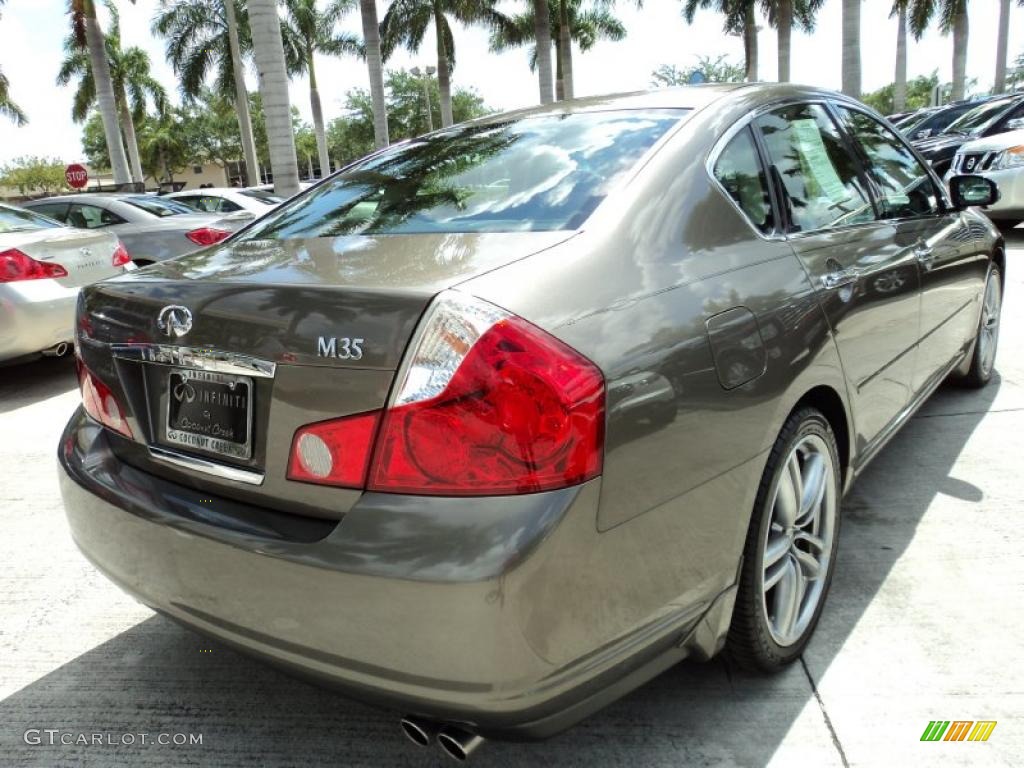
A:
[
  {"xmin": 165, "ymin": 187, "xmax": 285, "ymax": 217},
  {"xmin": 946, "ymin": 127, "xmax": 1024, "ymax": 229},
  {"xmin": 0, "ymin": 202, "xmax": 132, "ymax": 363}
]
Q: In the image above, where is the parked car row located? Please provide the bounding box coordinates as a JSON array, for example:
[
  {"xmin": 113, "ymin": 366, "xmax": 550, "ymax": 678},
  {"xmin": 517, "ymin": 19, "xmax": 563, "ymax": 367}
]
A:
[
  {"xmin": 0, "ymin": 184, "xmax": 289, "ymax": 364},
  {"xmin": 891, "ymin": 92, "xmax": 1024, "ymax": 229}
]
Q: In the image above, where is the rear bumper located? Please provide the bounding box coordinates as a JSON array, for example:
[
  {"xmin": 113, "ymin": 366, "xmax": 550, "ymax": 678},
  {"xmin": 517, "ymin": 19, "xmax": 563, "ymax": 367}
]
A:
[
  {"xmin": 0, "ymin": 281, "xmax": 77, "ymax": 362},
  {"xmin": 58, "ymin": 409, "xmax": 738, "ymax": 739}
]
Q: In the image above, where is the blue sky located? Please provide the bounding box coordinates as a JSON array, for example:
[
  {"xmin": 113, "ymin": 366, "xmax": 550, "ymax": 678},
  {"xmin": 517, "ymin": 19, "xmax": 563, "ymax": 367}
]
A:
[{"xmin": 0, "ymin": 0, "xmax": 1021, "ymax": 165}]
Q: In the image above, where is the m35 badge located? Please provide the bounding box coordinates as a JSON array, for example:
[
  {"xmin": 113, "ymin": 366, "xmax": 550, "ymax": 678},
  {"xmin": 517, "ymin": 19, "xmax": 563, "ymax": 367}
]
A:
[{"xmin": 317, "ymin": 337, "xmax": 364, "ymax": 360}]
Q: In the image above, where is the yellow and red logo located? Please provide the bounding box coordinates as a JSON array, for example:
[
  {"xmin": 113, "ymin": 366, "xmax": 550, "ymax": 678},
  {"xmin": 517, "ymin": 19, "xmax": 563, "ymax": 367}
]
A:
[{"xmin": 921, "ymin": 721, "xmax": 997, "ymax": 742}]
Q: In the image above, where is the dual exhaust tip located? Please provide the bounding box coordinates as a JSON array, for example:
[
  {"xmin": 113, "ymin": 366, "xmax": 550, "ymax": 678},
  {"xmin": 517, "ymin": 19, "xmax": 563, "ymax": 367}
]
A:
[
  {"xmin": 400, "ymin": 716, "xmax": 484, "ymax": 761},
  {"xmin": 42, "ymin": 342, "xmax": 70, "ymax": 358}
]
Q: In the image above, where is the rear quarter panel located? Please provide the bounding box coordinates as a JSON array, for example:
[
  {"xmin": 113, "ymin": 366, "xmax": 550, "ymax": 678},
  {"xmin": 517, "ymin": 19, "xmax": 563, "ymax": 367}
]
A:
[{"xmin": 461, "ymin": 98, "xmax": 850, "ymax": 654}]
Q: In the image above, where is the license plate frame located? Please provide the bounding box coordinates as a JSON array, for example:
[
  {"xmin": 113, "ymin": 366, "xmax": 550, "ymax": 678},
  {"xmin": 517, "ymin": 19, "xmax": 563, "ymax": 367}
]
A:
[{"xmin": 165, "ymin": 368, "xmax": 253, "ymax": 461}]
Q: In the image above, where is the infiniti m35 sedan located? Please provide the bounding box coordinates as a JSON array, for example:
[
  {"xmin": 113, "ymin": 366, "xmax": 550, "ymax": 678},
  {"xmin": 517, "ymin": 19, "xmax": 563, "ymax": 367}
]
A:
[{"xmin": 59, "ymin": 85, "xmax": 1003, "ymax": 760}]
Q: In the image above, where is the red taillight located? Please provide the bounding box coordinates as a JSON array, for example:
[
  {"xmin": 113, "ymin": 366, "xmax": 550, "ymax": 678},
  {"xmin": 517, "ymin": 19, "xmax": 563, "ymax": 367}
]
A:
[
  {"xmin": 0, "ymin": 248, "xmax": 68, "ymax": 282},
  {"xmin": 76, "ymin": 357, "xmax": 132, "ymax": 438},
  {"xmin": 286, "ymin": 292, "xmax": 605, "ymax": 495},
  {"xmin": 111, "ymin": 241, "xmax": 131, "ymax": 267},
  {"xmin": 186, "ymin": 227, "xmax": 231, "ymax": 247},
  {"xmin": 286, "ymin": 411, "xmax": 381, "ymax": 488}
]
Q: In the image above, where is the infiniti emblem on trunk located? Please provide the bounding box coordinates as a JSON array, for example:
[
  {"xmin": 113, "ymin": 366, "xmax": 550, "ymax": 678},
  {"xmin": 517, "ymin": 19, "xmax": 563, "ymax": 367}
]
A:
[{"xmin": 157, "ymin": 305, "xmax": 193, "ymax": 338}]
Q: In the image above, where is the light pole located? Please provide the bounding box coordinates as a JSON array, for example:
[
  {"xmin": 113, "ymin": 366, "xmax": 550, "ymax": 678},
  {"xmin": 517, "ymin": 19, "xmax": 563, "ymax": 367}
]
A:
[{"xmin": 410, "ymin": 65, "xmax": 437, "ymax": 132}]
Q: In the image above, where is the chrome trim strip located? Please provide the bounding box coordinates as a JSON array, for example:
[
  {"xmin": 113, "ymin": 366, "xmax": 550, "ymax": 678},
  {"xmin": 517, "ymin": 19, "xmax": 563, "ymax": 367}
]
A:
[
  {"xmin": 111, "ymin": 344, "xmax": 276, "ymax": 378},
  {"xmin": 148, "ymin": 446, "xmax": 265, "ymax": 486}
]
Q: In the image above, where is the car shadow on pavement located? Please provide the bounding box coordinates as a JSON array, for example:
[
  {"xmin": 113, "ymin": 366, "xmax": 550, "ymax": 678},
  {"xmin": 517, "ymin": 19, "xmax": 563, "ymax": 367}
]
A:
[
  {"xmin": 0, "ymin": 377, "xmax": 1002, "ymax": 767},
  {"xmin": 0, "ymin": 356, "xmax": 77, "ymax": 417}
]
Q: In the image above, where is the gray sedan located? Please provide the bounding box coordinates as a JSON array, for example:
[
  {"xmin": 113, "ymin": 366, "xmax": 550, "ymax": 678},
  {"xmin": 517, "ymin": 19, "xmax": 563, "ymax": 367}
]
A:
[
  {"xmin": 23, "ymin": 193, "xmax": 249, "ymax": 265},
  {"xmin": 58, "ymin": 84, "xmax": 1003, "ymax": 759}
]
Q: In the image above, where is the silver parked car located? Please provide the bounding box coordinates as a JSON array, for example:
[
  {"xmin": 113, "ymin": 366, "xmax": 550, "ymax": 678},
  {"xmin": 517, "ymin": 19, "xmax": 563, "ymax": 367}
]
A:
[
  {"xmin": 946, "ymin": 127, "xmax": 1024, "ymax": 229},
  {"xmin": 0, "ymin": 202, "xmax": 131, "ymax": 363},
  {"xmin": 22, "ymin": 193, "xmax": 248, "ymax": 265}
]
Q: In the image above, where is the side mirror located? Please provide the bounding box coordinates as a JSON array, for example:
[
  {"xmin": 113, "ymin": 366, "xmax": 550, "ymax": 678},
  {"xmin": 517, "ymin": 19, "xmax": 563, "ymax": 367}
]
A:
[
  {"xmin": 1005, "ymin": 118, "xmax": 1024, "ymax": 131},
  {"xmin": 949, "ymin": 175, "xmax": 1000, "ymax": 209}
]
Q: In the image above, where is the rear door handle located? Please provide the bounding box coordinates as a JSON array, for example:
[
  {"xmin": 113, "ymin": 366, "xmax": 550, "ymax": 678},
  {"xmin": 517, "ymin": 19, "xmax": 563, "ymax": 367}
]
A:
[{"xmin": 915, "ymin": 245, "xmax": 935, "ymax": 268}]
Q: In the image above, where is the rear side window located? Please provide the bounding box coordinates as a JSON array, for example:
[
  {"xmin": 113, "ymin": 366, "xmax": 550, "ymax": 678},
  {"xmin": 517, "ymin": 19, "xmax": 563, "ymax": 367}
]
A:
[
  {"xmin": 836, "ymin": 106, "xmax": 940, "ymax": 219},
  {"xmin": 713, "ymin": 128, "xmax": 773, "ymax": 234},
  {"xmin": 29, "ymin": 203, "xmax": 69, "ymax": 222},
  {"xmin": 239, "ymin": 109, "xmax": 688, "ymax": 237},
  {"xmin": 754, "ymin": 103, "xmax": 874, "ymax": 233},
  {"xmin": 0, "ymin": 205, "xmax": 62, "ymax": 233}
]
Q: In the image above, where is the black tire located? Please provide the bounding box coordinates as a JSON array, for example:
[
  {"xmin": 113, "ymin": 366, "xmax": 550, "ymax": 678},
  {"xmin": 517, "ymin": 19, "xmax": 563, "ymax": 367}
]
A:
[
  {"xmin": 993, "ymin": 220, "xmax": 1021, "ymax": 233},
  {"xmin": 957, "ymin": 265, "xmax": 1002, "ymax": 389},
  {"xmin": 726, "ymin": 407, "xmax": 842, "ymax": 672}
]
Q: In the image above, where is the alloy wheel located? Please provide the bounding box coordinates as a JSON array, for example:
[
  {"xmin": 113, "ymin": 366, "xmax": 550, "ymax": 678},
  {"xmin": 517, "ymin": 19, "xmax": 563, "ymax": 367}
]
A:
[
  {"xmin": 977, "ymin": 272, "xmax": 1001, "ymax": 378},
  {"xmin": 761, "ymin": 434, "xmax": 837, "ymax": 647}
]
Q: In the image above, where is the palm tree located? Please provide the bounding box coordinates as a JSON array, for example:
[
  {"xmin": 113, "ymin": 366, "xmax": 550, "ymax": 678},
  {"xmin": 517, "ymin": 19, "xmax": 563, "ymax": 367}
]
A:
[
  {"xmin": 682, "ymin": 1, "xmax": 757, "ymax": 82},
  {"xmin": 68, "ymin": 0, "xmax": 132, "ymax": 185},
  {"xmin": 359, "ymin": 0, "xmax": 389, "ymax": 147},
  {"xmin": 994, "ymin": 1, "xmax": 1024, "ymax": 93},
  {"xmin": 841, "ymin": 0, "xmax": 860, "ymax": 97},
  {"xmin": 248, "ymin": 0, "xmax": 300, "ymax": 196},
  {"xmin": 767, "ymin": 1, "xmax": 824, "ymax": 82},
  {"xmin": 0, "ymin": 70, "xmax": 25, "ymax": 126},
  {"xmin": 382, "ymin": 1, "xmax": 503, "ymax": 126},
  {"xmin": 491, "ymin": 1, "xmax": 625, "ymax": 101},
  {"xmin": 0, "ymin": 0, "xmax": 26, "ymax": 125},
  {"xmin": 58, "ymin": 16, "xmax": 167, "ymax": 184},
  {"xmin": 282, "ymin": 0, "xmax": 361, "ymax": 178},
  {"xmin": 153, "ymin": 0, "xmax": 261, "ymax": 186},
  {"xmin": 909, "ymin": 0, "xmax": 968, "ymax": 101},
  {"xmin": 533, "ymin": 0, "xmax": 554, "ymax": 104},
  {"xmin": 891, "ymin": 1, "xmax": 909, "ymax": 111}
]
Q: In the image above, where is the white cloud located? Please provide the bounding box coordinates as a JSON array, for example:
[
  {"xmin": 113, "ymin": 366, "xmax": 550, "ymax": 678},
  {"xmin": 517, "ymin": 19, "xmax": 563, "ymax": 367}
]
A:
[{"xmin": 0, "ymin": 0, "xmax": 1020, "ymax": 166}]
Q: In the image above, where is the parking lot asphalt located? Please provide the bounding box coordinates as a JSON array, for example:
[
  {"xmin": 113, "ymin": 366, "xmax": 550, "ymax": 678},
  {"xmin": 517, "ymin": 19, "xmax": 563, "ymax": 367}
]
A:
[{"xmin": 1, "ymin": 234, "xmax": 1023, "ymax": 768}]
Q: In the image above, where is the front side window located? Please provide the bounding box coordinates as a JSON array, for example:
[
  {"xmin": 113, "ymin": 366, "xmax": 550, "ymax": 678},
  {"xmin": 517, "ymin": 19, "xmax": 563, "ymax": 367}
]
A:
[
  {"xmin": 0, "ymin": 205, "xmax": 62, "ymax": 233},
  {"xmin": 67, "ymin": 204, "xmax": 123, "ymax": 229},
  {"xmin": 239, "ymin": 109, "xmax": 688, "ymax": 238},
  {"xmin": 754, "ymin": 103, "xmax": 873, "ymax": 232},
  {"xmin": 713, "ymin": 128, "xmax": 774, "ymax": 234},
  {"xmin": 836, "ymin": 106, "xmax": 940, "ymax": 219}
]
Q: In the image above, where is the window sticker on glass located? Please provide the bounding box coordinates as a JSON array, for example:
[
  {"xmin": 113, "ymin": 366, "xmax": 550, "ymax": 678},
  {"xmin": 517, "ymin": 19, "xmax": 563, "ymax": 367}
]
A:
[{"xmin": 790, "ymin": 119, "xmax": 849, "ymax": 203}]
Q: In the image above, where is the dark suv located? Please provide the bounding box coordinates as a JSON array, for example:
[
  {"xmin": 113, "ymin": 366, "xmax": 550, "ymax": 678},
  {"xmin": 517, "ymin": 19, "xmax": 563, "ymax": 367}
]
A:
[{"xmin": 913, "ymin": 94, "xmax": 1024, "ymax": 175}]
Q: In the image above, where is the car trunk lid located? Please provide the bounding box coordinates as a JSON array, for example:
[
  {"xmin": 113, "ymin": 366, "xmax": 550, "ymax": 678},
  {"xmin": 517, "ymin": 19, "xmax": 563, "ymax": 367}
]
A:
[{"xmin": 76, "ymin": 230, "xmax": 573, "ymax": 520}]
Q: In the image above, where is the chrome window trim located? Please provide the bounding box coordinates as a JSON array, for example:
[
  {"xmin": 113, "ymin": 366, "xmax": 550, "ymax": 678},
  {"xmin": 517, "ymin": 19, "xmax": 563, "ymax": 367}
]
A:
[
  {"xmin": 148, "ymin": 445, "xmax": 265, "ymax": 486},
  {"xmin": 111, "ymin": 344, "xmax": 277, "ymax": 378}
]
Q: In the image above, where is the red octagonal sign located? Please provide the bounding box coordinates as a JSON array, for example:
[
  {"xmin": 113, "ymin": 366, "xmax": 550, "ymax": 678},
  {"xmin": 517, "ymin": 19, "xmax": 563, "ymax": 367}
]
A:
[{"xmin": 65, "ymin": 164, "xmax": 89, "ymax": 189}]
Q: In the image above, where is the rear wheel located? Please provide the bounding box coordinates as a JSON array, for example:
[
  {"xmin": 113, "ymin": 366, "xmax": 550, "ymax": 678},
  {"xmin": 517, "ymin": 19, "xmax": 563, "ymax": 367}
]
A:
[
  {"xmin": 958, "ymin": 265, "xmax": 1002, "ymax": 388},
  {"xmin": 727, "ymin": 407, "xmax": 841, "ymax": 671}
]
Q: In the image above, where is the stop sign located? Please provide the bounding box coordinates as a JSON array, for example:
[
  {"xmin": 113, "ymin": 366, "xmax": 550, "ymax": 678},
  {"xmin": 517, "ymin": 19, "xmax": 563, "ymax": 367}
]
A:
[{"xmin": 65, "ymin": 164, "xmax": 89, "ymax": 189}]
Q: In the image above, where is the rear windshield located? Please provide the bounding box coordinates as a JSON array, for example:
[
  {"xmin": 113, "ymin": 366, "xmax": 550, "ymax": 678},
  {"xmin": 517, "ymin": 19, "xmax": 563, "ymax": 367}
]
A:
[
  {"xmin": 124, "ymin": 195, "xmax": 195, "ymax": 217},
  {"xmin": 0, "ymin": 205, "xmax": 62, "ymax": 233},
  {"xmin": 239, "ymin": 109, "xmax": 687, "ymax": 237},
  {"xmin": 240, "ymin": 189, "xmax": 284, "ymax": 204},
  {"xmin": 945, "ymin": 99, "xmax": 1016, "ymax": 136}
]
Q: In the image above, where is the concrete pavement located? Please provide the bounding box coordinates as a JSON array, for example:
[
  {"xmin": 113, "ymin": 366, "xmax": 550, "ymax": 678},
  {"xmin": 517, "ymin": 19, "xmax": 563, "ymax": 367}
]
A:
[{"xmin": 1, "ymin": 235, "xmax": 1022, "ymax": 767}]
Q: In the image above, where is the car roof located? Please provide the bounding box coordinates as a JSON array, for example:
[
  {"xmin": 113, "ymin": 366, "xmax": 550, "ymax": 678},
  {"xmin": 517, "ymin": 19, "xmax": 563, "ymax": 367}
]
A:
[
  {"xmin": 27, "ymin": 193, "xmax": 138, "ymax": 204},
  {"xmin": 168, "ymin": 188, "xmax": 236, "ymax": 196}
]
